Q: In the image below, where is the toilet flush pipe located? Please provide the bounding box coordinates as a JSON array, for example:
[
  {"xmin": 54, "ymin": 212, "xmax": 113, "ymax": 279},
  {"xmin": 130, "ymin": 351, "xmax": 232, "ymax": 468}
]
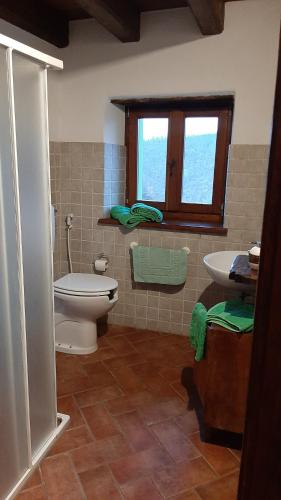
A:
[{"xmin": 65, "ymin": 214, "xmax": 73, "ymax": 273}]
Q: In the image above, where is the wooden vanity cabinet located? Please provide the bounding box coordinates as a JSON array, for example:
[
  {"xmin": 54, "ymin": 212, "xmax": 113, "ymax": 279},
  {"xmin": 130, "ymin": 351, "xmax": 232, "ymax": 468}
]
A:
[{"xmin": 194, "ymin": 324, "xmax": 253, "ymax": 434}]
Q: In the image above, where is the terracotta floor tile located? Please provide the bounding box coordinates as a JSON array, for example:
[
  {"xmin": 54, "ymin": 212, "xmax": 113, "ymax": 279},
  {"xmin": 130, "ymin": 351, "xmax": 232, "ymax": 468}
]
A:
[
  {"xmin": 82, "ymin": 404, "xmax": 120, "ymax": 439},
  {"xmin": 70, "ymin": 433, "xmax": 132, "ymax": 473},
  {"xmin": 80, "ymin": 346, "xmax": 118, "ymax": 363},
  {"xmin": 170, "ymin": 381, "xmax": 189, "ymax": 402},
  {"xmin": 105, "ymin": 391, "xmax": 155, "ymax": 416},
  {"xmin": 104, "ymin": 353, "xmax": 144, "ymax": 371},
  {"xmin": 74, "ymin": 385, "xmax": 123, "ymax": 408},
  {"xmin": 131, "ymin": 361, "xmax": 163, "ymax": 380},
  {"xmin": 229, "ymin": 448, "xmax": 242, "ymax": 461},
  {"xmin": 174, "ymin": 412, "xmax": 200, "ymax": 436},
  {"xmin": 139, "ymin": 342, "xmax": 191, "ymax": 367},
  {"xmin": 56, "ymin": 355, "xmax": 86, "ymax": 381},
  {"xmin": 135, "ymin": 339, "xmax": 168, "ymax": 355},
  {"xmin": 158, "ymin": 365, "xmax": 186, "ymax": 383},
  {"xmin": 82, "ymin": 361, "xmax": 116, "ymax": 387},
  {"xmin": 16, "ymin": 485, "xmax": 46, "ymax": 500},
  {"xmin": 109, "ymin": 365, "xmax": 147, "ymax": 394},
  {"xmin": 121, "ymin": 477, "xmax": 162, "ymax": 499},
  {"xmin": 115, "ymin": 410, "xmax": 157, "ymax": 451},
  {"xmin": 168, "ymin": 345, "xmax": 194, "ymax": 366},
  {"xmin": 142, "ymin": 373, "xmax": 183, "ymax": 399},
  {"xmin": 18, "ymin": 327, "xmax": 239, "ymax": 500},
  {"xmin": 153, "ymin": 335, "xmax": 188, "ymax": 349},
  {"xmin": 48, "ymin": 425, "xmax": 93, "ymax": 456},
  {"xmin": 195, "ymin": 470, "xmax": 239, "ymax": 500},
  {"xmin": 21, "ymin": 468, "xmax": 42, "ymax": 490},
  {"xmin": 189, "ymin": 433, "xmax": 240, "ymax": 476},
  {"xmin": 110, "ymin": 446, "xmax": 173, "ymax": 485},
  {"xmin": 106, "ymin": 325, "xmax": 137, "ymax": 337},
  {"xmin": 97, "ymin": 334, "xmax": 111, "ymax": 347},
  {"xmin": 40, "ymin": 454, "xmax": 84, "ymax": 499},
  {"xmin": 150, "ymin": 420, "xmax": 201, "ymax": 463},
  {"xmin": 79, "ymin": 465, "xmax": 122, "ymax": 499},
  {"xmin": 152, "ymin": 457, "xmax": 216, "ymax": 498},
  {"xmin": 107, "ymin": 336, "xmax": 137, "ymax": 355},
  {"xmin": 168, "ymin": 490, "xmax": 200, "ymax": 499},
  {"xmin": 105, "ymin": 395, "xmax": 136, "ymax": 416},
  {"xmin": 57, "ymin": 375, "xmax": 96, "ymax": 397},
  {"xmin": 127, "ymin": 330, "xmax": 161, "ymax": 343},
  {"xmin": 57, "ymin": 395, "xmax": 84, "ymax": 428},
  {"xmin": 139, "ymin": 398, "xmax": 186, "ymax": 425}
]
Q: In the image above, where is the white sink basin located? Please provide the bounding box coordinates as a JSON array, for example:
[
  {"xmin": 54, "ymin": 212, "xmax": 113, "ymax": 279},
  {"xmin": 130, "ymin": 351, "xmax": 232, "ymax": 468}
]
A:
[{"xmin": 203, "ymin": 250, "xmax": 250, "ymax": 290}]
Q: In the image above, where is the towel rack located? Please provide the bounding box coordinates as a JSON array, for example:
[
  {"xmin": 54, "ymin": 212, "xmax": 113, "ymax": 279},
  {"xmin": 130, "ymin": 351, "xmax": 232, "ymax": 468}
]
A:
[{"xmin": 129, "ymin": 241, "xmax": 190, "ymax": 255}]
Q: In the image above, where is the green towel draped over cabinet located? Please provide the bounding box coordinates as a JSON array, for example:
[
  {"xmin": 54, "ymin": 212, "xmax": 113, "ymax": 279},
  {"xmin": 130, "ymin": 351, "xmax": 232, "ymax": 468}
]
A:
[{"xmin": 189, "ymin": 300, "xmax": 254, "ymax": 361}]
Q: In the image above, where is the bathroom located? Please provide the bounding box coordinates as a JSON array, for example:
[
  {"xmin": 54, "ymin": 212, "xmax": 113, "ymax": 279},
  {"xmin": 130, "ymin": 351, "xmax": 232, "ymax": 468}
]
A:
[{"xmin": 0, "ymin": 0, "xmax": 281, "ymax": 499}]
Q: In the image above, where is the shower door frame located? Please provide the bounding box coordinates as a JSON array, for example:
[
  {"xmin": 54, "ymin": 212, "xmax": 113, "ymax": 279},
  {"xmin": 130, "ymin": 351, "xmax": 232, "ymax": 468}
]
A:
[{"xmin": 0, "ymin": 34, "xmax": 68, "ymax": 500}]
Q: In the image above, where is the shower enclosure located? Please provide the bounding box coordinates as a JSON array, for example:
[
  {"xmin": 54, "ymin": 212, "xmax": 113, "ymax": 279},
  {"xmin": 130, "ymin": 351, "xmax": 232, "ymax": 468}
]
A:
[{"xmin": 0, "ymin": 34, "xmax": 68, "ymax": 499}]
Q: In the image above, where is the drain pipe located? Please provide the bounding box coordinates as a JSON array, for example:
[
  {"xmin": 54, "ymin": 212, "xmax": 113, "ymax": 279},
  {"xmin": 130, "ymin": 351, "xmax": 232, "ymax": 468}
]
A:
[{"xmin": 65, "ymin": 213, "xmax": 73, "ymax": 273}]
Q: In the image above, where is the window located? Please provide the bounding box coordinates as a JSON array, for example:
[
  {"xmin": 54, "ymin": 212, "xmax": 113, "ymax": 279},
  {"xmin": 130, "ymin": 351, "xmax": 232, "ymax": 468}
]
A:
[{"xmin": 125, "ymin": 97, "xmax": 233, "ymax": 225}]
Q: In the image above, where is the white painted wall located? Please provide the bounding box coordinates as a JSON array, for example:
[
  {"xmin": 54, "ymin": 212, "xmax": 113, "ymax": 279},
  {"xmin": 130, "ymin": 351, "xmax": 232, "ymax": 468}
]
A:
[
  {"xmin": 53, "ymin": 0, "xmax": 281, "ymax": 145},
  {"xmin": 0, "ymin": 0, "xmax": 280, "ymax": 144}
]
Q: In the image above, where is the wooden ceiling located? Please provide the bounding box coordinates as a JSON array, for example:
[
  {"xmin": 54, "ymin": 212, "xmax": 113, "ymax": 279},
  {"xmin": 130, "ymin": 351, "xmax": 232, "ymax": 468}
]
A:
[{"xmin": 0, "ymin": 0, "xmax": 242, "ymax": 48}]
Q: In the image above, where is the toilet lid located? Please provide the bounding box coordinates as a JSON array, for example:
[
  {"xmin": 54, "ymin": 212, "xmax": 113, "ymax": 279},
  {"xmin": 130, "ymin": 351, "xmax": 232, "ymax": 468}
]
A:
[{"xmin": 54, "ymin": 273, "xmax": 118, "ymax": 295}]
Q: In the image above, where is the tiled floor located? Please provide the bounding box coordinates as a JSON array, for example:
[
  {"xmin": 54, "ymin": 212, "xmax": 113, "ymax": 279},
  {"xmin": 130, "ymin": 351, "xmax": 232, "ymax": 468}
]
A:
[{"xmin": 17, "ymin": 325, "xmax": 241, "ymax": 499}]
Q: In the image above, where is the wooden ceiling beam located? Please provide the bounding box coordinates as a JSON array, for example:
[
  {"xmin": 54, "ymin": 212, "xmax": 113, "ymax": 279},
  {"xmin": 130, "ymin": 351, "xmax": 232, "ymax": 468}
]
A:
[
  {"xmin": 188, "ymin": 0, "xmax": 225, "ymax": 35},
  {"xmin": 0, "ymin": 0, "xmax": 69, "ymax": 48},
  {"xmin": 75, "ymin": 0, "xmax": 140, "ymax": 42}
]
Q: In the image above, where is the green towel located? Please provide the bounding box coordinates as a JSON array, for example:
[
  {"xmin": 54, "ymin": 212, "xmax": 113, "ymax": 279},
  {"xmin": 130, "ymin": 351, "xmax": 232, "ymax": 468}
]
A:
[
  {"xmin": 132, "ymin": 245, "xmax": 187, "ymax": 285},
  {"xmin": 110, "ymin": 203, "xmax": 163, "ymax": 228},
  {"xmin": 207, "ymin": 301, "xmax": 254, "ymax": 333},
  {"xmin": 130, "ymin": 203, "xmax": 163, "ymax": 223},
  {"xmin": 110, "ymin": 205, "xmax": 141, "ymax": 228},
  {"xmin": 189, "ymin": 300, "xmax": 254, "ymax": 362},
  {"xmin": 189, "ymin": 303, "xmax": 208, "ymax": 361}
]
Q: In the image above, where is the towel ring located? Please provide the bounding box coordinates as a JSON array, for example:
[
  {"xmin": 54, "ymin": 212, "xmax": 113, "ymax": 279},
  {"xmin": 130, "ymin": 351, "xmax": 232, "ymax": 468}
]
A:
[
  {"xmin": 130, "ymin": 242, "xmax": 190, "ymax": 255},
  {"xmin": 130, "ymin": 242, "xmax": 138, "ymax": 249}
]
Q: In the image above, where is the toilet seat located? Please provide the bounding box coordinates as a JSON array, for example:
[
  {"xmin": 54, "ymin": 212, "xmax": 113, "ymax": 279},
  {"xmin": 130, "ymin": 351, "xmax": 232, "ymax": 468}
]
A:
[{"xmin": 54, "ymin": 273, "xmax": 118, "ymax": 297}]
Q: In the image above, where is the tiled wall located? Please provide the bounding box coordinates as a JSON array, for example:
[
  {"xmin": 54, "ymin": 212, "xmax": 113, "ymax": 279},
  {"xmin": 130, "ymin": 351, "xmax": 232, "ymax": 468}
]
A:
[{"xmin": 50, "ymin": 142, "xmax": 269, "ymax": 335}]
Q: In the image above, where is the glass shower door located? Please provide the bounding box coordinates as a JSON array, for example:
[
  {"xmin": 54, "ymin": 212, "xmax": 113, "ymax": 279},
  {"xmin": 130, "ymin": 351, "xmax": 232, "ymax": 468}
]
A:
[
  {"xmin": 12, "ymin": 53, "xmax": 57, "ymax": 457},
  {"xmin": 0, "ymin": 33, "xmax": 66, "ymax": 498}
]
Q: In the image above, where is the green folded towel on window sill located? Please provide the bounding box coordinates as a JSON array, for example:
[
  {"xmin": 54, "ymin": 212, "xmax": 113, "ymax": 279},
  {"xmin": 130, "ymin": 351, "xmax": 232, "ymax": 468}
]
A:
[
  {"xmin": 110, "ymin": 203, "xmax": 163, "ymax": 229},
  {"xmin": 110, "ymin": 205, "xmax": 140, "ymax": 228},
  {"xmin": 130, "ymin": 203, "xmax": 163, "ymax": 223},
  {"xmin": 189, "ymin": 300, "xmax": 254, "ymax": 361}
]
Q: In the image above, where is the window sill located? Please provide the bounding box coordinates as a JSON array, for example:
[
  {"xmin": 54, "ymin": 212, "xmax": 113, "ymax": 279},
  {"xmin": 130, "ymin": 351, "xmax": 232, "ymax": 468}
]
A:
[{"xmin": 98, "ymin": 218, "xmax": 228, "ymax": 236}]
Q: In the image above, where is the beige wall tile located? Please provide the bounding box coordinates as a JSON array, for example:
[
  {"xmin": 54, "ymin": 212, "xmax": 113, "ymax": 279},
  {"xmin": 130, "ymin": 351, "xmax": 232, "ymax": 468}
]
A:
[{"xmin": 51, "ymin": 141, "xmax": 267, "ymax": 336}]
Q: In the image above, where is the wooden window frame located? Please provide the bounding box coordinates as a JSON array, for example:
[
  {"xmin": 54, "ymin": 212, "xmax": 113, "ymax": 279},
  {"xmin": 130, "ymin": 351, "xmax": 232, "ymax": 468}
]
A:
[{"xmin": 125, "ymin": 97, "xmax": 233, "ymax": 225}]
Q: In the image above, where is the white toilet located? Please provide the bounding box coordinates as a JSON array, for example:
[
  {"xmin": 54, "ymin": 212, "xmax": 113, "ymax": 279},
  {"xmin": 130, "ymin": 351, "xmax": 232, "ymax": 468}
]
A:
[{"xmin": 54, "ymin": 273, "xmax": 118, "ymax": 355}]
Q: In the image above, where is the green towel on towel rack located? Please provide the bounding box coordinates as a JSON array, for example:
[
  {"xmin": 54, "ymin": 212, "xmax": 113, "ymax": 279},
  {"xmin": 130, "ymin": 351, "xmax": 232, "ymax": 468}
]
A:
[
  {"xmin": 189, "ymin": 300, "xmax": 254, "ymax": 361},
  {"xmin": 132, "ymin": 245, "xmax": 188, "ymax": 285},
  {"xmin": 110, "ymin": 203, "xmax": 163, "ymax": 228}
]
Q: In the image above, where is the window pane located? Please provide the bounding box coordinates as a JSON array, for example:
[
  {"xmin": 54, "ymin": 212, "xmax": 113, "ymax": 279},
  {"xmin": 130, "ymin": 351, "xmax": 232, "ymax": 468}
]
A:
[
  {"xmin": 137, "ymin": 118, "xmax": 168, "ymax": 202},
  {"xmin": 181, "ymin": 117, "xmax": 218, "ymax": 204}
]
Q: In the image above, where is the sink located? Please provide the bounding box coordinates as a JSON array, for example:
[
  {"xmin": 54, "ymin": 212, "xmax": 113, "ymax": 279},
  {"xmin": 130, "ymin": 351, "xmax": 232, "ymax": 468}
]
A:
[{"xmin": 203, "ymin": 250, "xmax": 251, "ymax": 290}]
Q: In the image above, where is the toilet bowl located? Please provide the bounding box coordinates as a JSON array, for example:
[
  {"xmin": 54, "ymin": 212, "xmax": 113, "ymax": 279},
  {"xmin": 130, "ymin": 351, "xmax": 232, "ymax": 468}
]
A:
[{"xmin": 54, "ymin": 273, "xmax": 118, "ymax": 355}]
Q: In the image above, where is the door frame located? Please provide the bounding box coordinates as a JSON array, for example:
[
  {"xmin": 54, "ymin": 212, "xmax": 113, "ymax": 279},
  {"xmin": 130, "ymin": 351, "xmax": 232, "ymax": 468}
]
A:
[{"xmin": 238, "ymin": 27, "xmax": 281, "ymax": 500}]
